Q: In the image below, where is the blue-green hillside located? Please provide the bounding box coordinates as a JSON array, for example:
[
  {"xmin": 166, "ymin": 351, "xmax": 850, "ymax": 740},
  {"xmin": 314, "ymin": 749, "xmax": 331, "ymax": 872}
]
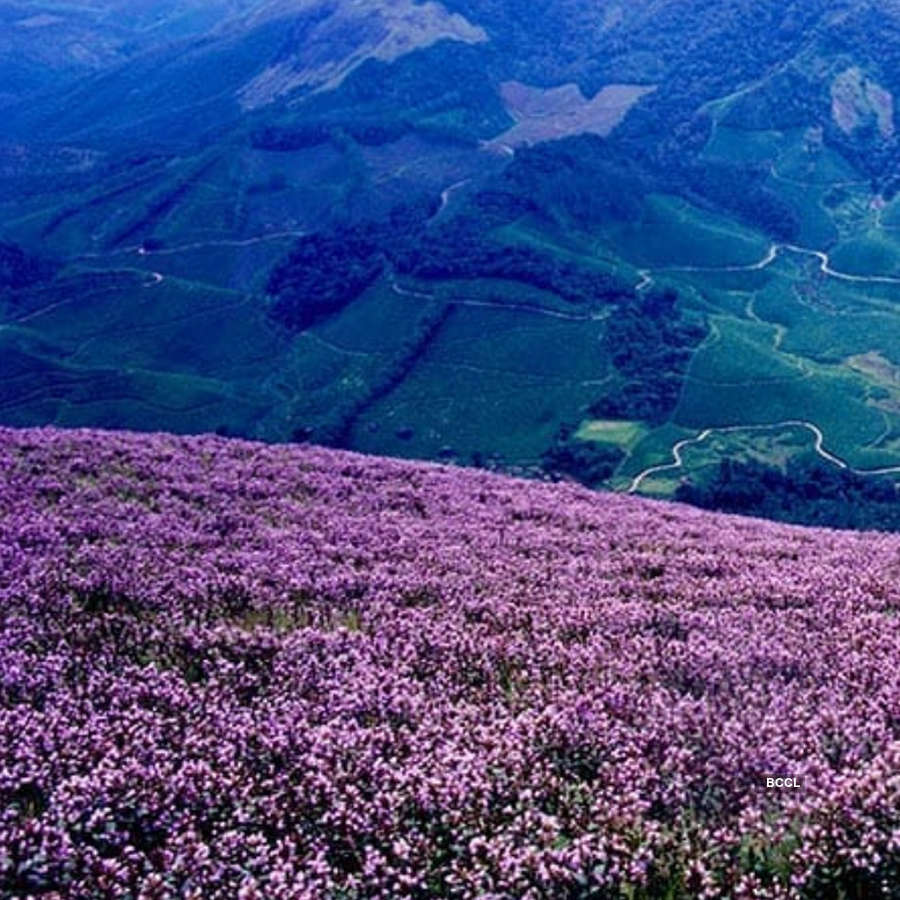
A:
[{"xmin": 8, "ymin": 0, "xmax": 900, "ymax": 530}]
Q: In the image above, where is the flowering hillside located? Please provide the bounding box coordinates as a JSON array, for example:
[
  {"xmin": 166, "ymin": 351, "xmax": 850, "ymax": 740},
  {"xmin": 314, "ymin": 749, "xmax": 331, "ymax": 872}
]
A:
[{"xmin": 1, "ymin": 427, "xmax": 898, "ymax": 899}]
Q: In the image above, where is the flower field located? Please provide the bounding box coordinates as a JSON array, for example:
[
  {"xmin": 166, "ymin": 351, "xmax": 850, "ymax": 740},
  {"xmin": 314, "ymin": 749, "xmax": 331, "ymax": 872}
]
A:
[{"xmin": 0, "ymin": 427, "xmax": 898, "ymax": 898}]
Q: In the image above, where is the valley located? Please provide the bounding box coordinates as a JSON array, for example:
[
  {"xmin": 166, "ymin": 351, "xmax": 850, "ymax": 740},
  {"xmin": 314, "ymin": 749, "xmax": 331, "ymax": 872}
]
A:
[{"xmin": 5, "ymin": 0, "xmax": 900, "ymax": 531}]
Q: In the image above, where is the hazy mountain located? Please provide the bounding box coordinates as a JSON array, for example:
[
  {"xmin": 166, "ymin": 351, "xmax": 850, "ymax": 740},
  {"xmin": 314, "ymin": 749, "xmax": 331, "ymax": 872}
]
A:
[
  {"xmin": 0, "ymin": 1, "xmax": 263, "ymax": 102},
  {"xmin": 2, "ymin": 0, "xmax": 488, "ymax": 142}
]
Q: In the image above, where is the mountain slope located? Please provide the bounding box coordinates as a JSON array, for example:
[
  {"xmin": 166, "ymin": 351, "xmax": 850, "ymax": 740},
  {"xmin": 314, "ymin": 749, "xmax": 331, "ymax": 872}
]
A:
[
  {"xmin": 10, "ymin": 1, "xmax": 900, "ymax": 523},
  {"xmin": 1, "ymin": 426, "xmax": 897, "ymax": 898},
  {"xmin": 0, "ymin": 0, "xmax": 263, "ymax": 105},
  {"xmin": 2, "ymin": 0, "xmax": 488, "ymax": 143},
  {"xmin": 235, "ymin": 0, "xmax": 487, "ymax": 107}
]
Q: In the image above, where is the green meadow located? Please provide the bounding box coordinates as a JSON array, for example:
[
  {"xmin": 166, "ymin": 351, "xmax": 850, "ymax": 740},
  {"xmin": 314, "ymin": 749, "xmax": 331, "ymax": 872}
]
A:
[{"xmin": 603, "ymin": 194, "xmax": 770, "ymax": 269}]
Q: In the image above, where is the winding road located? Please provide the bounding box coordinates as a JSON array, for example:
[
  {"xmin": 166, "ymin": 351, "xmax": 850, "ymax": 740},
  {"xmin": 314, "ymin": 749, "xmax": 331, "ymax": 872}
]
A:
[
  {"xmin": 390, "ymin": 277, "xmax": 605, "ymax": 322},
  {"xmin": 74, "ymin": 221, "xmax": 900, "ymax": 486},
  {"xmin": 73, "ymin": 230, "xmax": 310, "ymax": 289},
  {"xmin": 134, "ymin": 230, "xmax": 307, "ymax": 257},
  {"xmin": 635, "ymin": 243, "xmax": 776, "ymax": 290},
  {"xmin": 783, "ymin": 243, "xmax": 900, "ymax": 285},
  {"xmin": 626, "ymin": 242, "xmax": 900, "ymax": 491},
  {"xmin": 634, "ymin": 270, "xmax": 653, "ymax": 293},
  {"xmin": 390, "ymin": 238, "xmax": 900, "ymax": 489},
  {"xmin": 628, "ymin": 430, "xmax": 713, "ymax": 493},
  {"xmin": 74, "ymin": 228, "xmax": 312, "ymax": 288},
  {"xmin": 75, "ymin": 230, "xmax": 306, "ymax": 263},
  {"xmin": 656, "ymin": 241, "xmax": 900, "ymax": 284},
  {"xmin": 628, "ymin": 420, "xmax": 900, "ymax": 494},
  {"xmin": 434, "ymin": 180, "xmax": 470, "ymax": 219}
]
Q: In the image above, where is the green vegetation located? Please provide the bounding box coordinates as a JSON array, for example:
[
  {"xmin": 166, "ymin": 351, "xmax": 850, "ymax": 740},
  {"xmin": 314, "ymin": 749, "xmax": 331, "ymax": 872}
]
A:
[
  {"xmin": 829, "ymin": 231, "xmax": 900, "ymax": 277},
  {"xmin": 593, "ymin": 288, "xmax": 706, "ymax": 423},
  {"xmin": 606, "ymin": 194, "xmax": 771, "ymax": 268},
  {"xmin": 9, "ymin": 0, "xmax": 900, "ymax": 532},
  {"xmin": 575, "ymin": 418, "xmax": 649, "ymax": 449},
  {"xmin": 541, "ymin": 426, "xmax": 625, "ymax": 488},
  {"xmin": 678, "ymin": 458, "xmax": 900, "ymax": 532},
  {"xmin": 268, "ymin": 225, "xmax": 387, "ymax": 331},
  {"xmin": 349, "ymin": 301, "xmax": 611, "ymax": 464},
  {"xmin": 0, "ymin": 241, "xmax": 56, "ymax": 293}
]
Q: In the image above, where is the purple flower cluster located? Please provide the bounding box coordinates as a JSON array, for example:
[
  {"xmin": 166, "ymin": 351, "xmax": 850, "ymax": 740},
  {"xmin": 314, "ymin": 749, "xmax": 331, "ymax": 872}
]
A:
[{"xmin": 0, "ymin": 426, "xmax": 898, "ymax": 898}]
